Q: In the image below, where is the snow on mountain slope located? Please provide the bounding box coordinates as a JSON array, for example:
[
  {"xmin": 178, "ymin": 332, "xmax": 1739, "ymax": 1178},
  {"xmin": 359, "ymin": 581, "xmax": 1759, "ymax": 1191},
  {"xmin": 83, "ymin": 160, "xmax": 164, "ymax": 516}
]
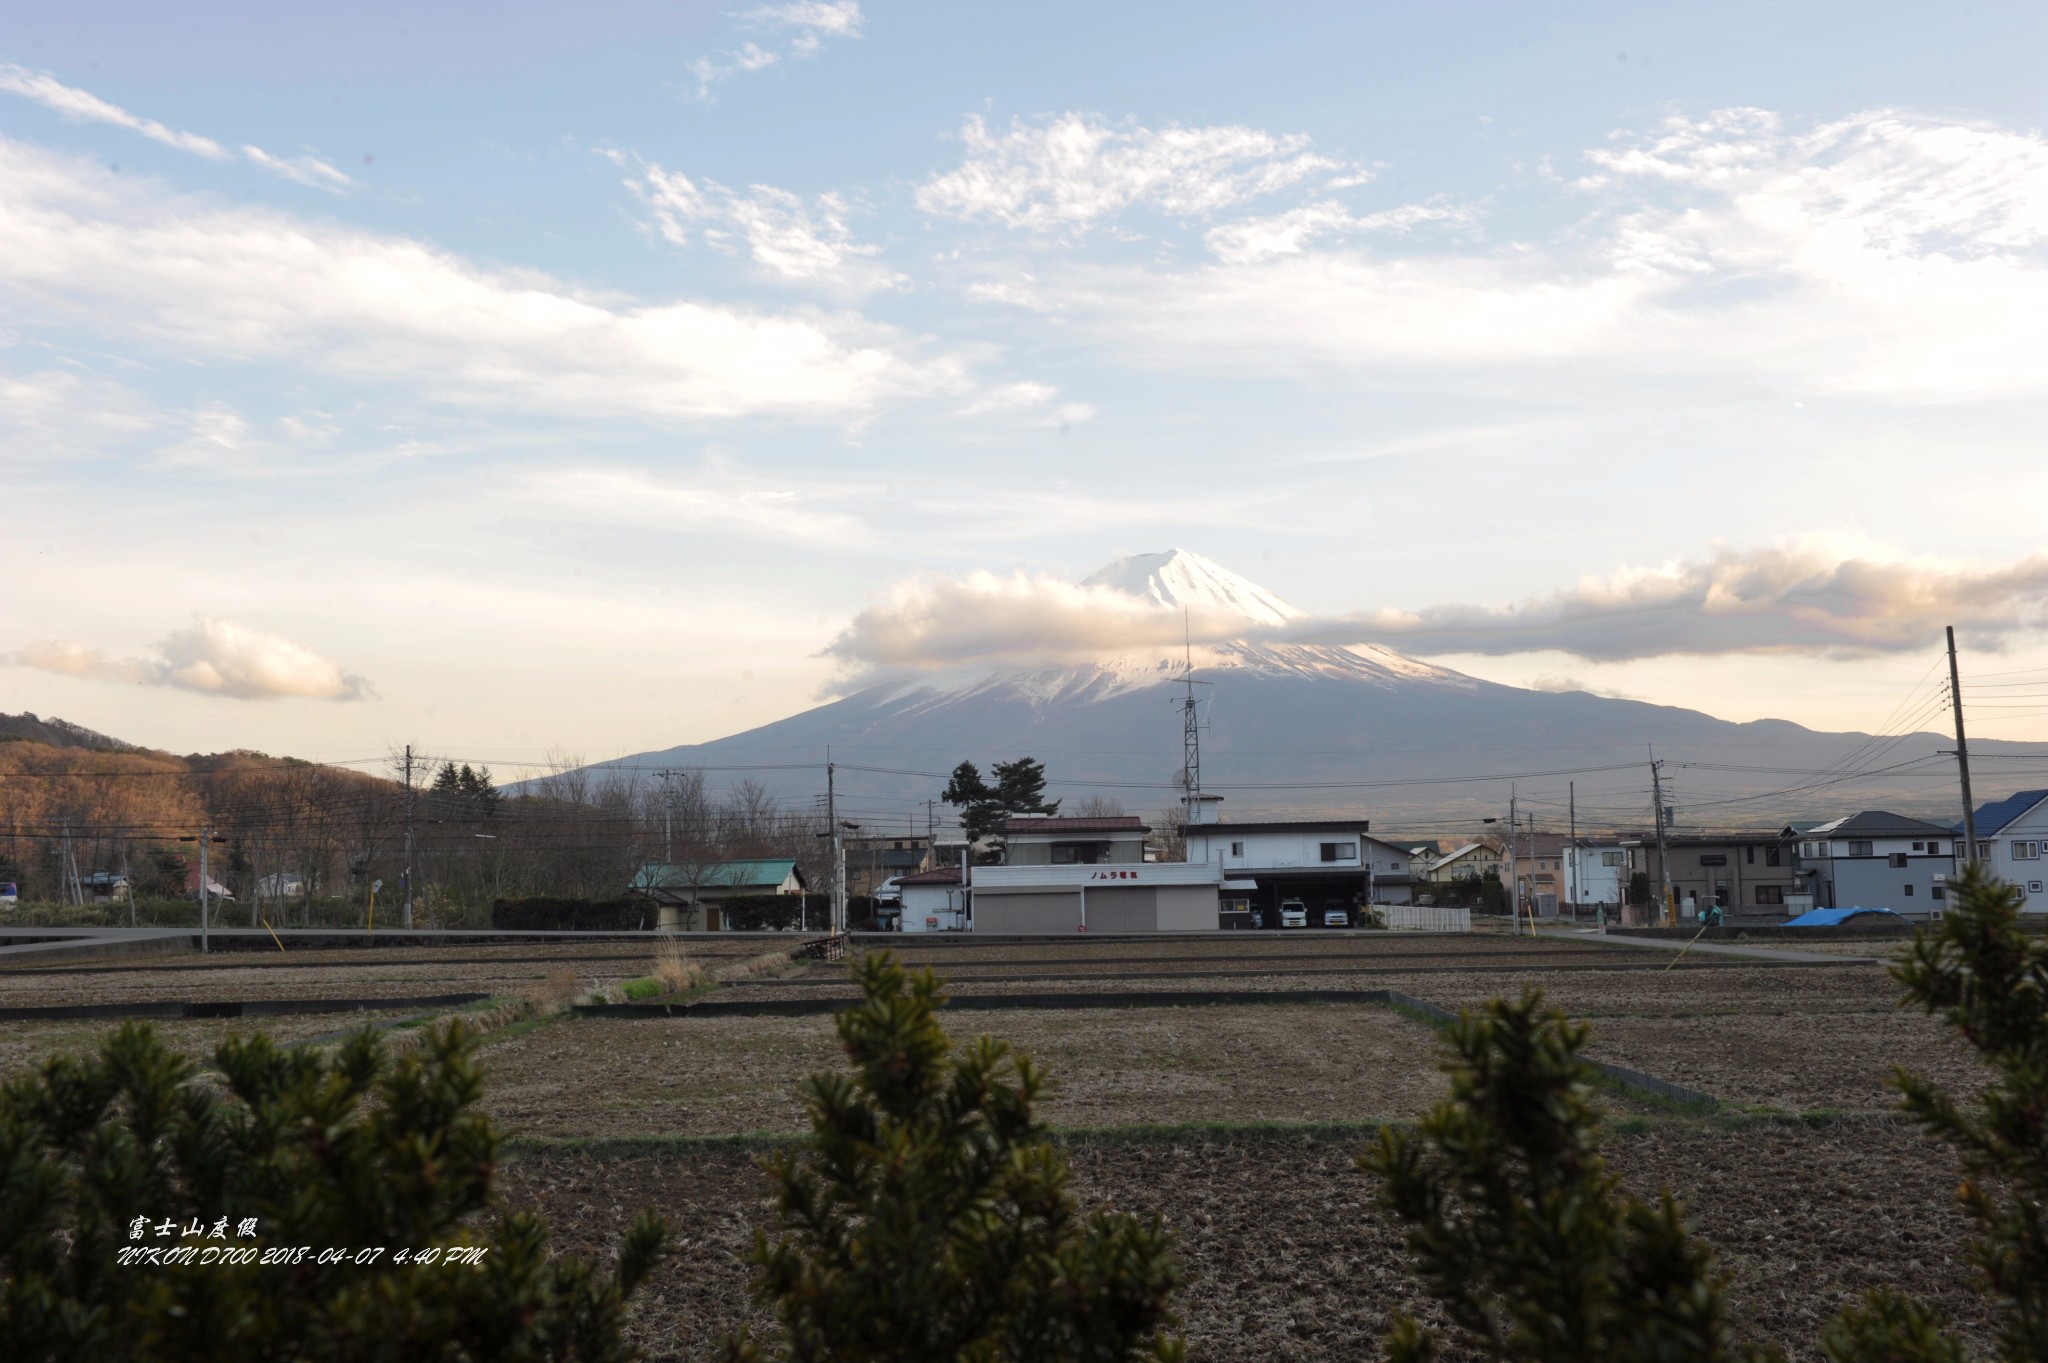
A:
[
  {"xmin": 874, "ymin": 549, "xmax": 1469, "ymax": 705},
  {"xmin": 1080, "ymin": 549, "xmax": 1303, "ymax": 626}
]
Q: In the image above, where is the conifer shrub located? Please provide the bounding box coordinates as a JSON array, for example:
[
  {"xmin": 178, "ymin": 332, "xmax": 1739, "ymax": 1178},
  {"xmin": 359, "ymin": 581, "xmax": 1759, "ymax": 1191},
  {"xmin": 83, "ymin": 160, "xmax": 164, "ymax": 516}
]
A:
[
  {"xmin": 723, "ymin": 951, "xmax": 1184, "ymax": 1363},
  {"xmin": 1361, "ymin": 989, "xmax": 1777, "ymax": 1363},
  {"xmin": 1823, "ymin": 863, "xmax": 2048, "ymax": 1363},
  {"xmin": 0, "ymin": 1019, "xmax": 664, "ymax": 1362}
]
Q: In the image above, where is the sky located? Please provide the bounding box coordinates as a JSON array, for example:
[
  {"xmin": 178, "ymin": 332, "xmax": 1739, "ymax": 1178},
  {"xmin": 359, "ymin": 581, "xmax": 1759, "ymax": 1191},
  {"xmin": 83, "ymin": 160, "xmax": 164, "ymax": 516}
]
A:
[{"xmin": 4, "ymin": 0, "xmax": 2048, "ymax": 767}]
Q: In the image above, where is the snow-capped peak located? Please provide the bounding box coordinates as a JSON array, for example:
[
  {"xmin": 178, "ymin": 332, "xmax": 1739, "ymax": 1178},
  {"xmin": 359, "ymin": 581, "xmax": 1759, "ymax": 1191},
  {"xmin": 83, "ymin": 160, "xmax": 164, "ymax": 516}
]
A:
[{"xmin": 1080, "ymin": 549, "xmax": 1302, "ymax": 627}]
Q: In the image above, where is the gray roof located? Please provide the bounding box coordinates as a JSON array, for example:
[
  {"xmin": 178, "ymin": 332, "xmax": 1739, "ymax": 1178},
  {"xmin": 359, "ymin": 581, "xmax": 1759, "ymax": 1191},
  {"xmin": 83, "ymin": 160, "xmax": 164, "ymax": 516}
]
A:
[{"xmin": 1806, "ymin": 811, "xmax": 1958, "ymax": 839}]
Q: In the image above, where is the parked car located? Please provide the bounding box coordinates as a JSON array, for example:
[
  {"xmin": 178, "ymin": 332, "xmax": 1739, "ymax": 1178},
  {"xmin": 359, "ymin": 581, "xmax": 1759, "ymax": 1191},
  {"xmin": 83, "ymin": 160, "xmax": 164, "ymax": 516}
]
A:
[
  {"xmin": 1279, "ymin": 899, "xmax": 1308, "ymax": 928},
  {"xmin": 874, "ymin": 876, "xmax": 905, "ymax": 906},
  {"xmin": 1322, "ymin": 906, "xmax": 1350, "ymax": 928}
]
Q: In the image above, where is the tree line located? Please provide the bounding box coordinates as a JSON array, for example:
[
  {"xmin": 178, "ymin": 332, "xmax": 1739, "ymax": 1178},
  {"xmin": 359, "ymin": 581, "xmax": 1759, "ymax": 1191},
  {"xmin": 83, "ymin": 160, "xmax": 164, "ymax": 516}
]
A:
[{"xmin": 0, "ymin": 740, "xmax": 842, "ymax": 925}]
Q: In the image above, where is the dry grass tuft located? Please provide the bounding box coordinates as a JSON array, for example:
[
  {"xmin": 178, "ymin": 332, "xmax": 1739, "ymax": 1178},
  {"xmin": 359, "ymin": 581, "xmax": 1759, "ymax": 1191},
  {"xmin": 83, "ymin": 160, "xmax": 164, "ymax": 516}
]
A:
[
  {"xmin": 653, "ymin": 935, "xmax": 707, "ymax": 995},
  {"xmin": 524, "ymin": 965, "xmax": 580, "ymax": 1010}
]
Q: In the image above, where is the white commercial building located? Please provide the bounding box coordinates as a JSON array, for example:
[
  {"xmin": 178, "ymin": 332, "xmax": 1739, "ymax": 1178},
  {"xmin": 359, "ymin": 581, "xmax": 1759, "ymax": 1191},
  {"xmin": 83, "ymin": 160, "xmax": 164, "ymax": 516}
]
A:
[{"xmin": 967, "ymin": 861, "xmax": 1227, "ymax": 934}]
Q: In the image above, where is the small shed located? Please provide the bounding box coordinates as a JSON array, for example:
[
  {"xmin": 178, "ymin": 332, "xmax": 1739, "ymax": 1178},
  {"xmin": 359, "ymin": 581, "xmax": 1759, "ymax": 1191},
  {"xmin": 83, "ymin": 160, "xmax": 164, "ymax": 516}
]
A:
[{"xmin": 629, "ymin": 858, "xmax": 808, "ymax": 931}]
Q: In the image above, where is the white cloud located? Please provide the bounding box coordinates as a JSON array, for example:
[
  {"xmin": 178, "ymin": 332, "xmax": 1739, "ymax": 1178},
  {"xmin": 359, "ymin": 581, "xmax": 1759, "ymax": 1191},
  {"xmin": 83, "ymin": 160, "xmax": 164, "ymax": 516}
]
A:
[
  {"xmin": 0, "ymin": 62, "xmax": 227, "ymax": 159},
  {"xmin": 954, "ymin": 380, "xmax": 1094, "ymax": 426},
  {"xmin": 239, "ymin": 144, "xmax": 354, "ymax": 193},
  {"xmin": 1024, "ymin": 108, "xmax": 2048, "ymax": 402},
  {"xmin": 1203, "ymin": 196, "xmax": 1476, "ymax": 263},
  {"xmin": 916, "ymin": 113, "xmax": 1349, "ymax": 232},
  {"xmin": 0, "ymin": 366, "xmax": 157, "ymax": 458},
  {"xmin": 510, "ymin": 466, "xmax": 876, "ymax": 548},
  {"xmin": 632, "ymin": 163, "xmax": 900, "ymax": 292},
  {"xmin": 824, "ymin": 544, "xmax": 2048, "ymax": 672},
  {"xmin": 689, "ymin": 1, "xmax": 863, "ymax": 97},
  {"xmin": 0, "ymin": 63, "xmax": 354, "ymax": 192},
  {"xmin": 6, "ymin": 616, "xmax": 374, "ymax": 701},
  {"xmin": 0, "ymin": 137, "xmax": 959, "ymax": 422}
]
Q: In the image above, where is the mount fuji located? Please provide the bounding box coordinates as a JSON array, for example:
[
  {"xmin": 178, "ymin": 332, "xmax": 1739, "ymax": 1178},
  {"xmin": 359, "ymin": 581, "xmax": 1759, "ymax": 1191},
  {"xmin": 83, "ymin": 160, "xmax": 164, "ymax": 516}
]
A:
[{"xmin": 582, "ymin": 551, "xmax": 2033, "ymax": 829}]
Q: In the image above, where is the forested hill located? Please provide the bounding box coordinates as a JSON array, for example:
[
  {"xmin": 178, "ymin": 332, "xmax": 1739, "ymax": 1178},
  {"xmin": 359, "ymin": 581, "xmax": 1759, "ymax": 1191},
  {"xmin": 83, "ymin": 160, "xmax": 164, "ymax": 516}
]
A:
[{"xmin": 0, "ymin": 712, "xmax": 139, "ymax": 752}]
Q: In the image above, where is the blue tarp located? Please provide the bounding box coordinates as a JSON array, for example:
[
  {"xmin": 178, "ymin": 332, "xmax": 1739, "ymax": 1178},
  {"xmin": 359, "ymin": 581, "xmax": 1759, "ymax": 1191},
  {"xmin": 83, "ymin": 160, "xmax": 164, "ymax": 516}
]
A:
[{"xmin": 1783, "ymin": 907, "xmax": 1909, "ymax": 927}]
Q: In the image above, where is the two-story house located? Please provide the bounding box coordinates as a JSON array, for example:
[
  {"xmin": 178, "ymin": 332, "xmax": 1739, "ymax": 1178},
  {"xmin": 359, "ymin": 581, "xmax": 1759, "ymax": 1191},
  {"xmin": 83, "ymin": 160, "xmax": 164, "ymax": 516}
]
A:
[
  {"xmin": 1964, "ymin": 789, "xmax": 2048, "ymax": 911},
  {"xmin": 1790, "ymin": 811, "xmax": 1957, "ymax": 916},
  {"xmin": 1624, "ymin": 830, "xmax": 1799, "ymax": 920},
  {"xmin": 1184, "ymin": 816, "xmax": 1413, "ymax": 926},
  {"xmin": 1002, "ymin": 814, "xmax": 1149, "ymax": 865}
]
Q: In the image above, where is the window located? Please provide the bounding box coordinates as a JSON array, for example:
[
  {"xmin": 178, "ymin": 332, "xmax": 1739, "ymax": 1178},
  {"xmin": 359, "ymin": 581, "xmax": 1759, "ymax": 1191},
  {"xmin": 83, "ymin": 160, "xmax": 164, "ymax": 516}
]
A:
[
  {"xmin": 1978, "ymin": 841, "xmax": 1996, "ymax": 860},
  {"xmin": 1699, "ymin": 854, "xmax": 1728, "ymax": 867},
  {"xmin": 2031, "ymin": 881, "xmax": 2045, "ymax": 896},
  {"xmin": 1746, "ymin": 845, "xmax": 1755, "ymax": 865},
  {"xmin": 1849, "ymin": 841, "xmax": 1874, "ymax": 857},
  {"xmin": 1766, "ymin": 846, "xmax": 1782, "ymax": 867},
  {"xmin": 1932, "ymin": 886, "xmax": 1946, "ymax": 901},
  {"xmin": 1320, "ymin": 842, "xmax": 1356, "ymax": 862},
  {"xmin": 1602, "ymin": 851, "xmax": 1623, "ymax": 867},
  {"xmin": 2013, "ymin": 841, "xmax": 2041, "ymax": 861},
  {"xmin": 1229, "ymin": 841, "xmax": 1244, "ymax": 857},
  {"xmin": 1903, "ymin": 884, "xmax": 1915, "ymax": 896},
  {"xmin": 1889, "ymin": 853, "xmax": 1908, "ymax": 869},
  {"xmin": 1927, "ymin": 842, "xmax": 1942, "ymax": 856},
  {"xmin": 1755, "ymin": 885, "xmax": 1784, "ymax": 905}
]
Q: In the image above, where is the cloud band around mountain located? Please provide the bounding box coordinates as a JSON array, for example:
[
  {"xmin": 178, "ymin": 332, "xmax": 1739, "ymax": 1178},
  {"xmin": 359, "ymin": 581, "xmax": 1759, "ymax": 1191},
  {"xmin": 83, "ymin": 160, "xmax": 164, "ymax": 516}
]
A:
[
  {"xmin": 827, "ymin": 547, "xmax": 2048, "ymax": 672},
  {"xmin": 6, "ymin": 616, "xmax": 373, "ymax": 701}
]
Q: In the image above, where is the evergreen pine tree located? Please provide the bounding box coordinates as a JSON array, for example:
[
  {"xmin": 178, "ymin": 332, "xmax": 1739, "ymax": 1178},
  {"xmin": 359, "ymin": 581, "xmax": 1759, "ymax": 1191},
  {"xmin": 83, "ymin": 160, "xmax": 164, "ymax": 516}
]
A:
[
  {"xmin": 1823, "ymin": 863, "xmax": 2048, "ymax": 1363},
  {"xmin": 0, "ymin": 1019, "xmax": 664, "ymax": 1362},
  {"xmin": 725, "ymin": 952, "xmax": 1184, "ymax": 1363},
  {"xmin": 1360, "ymin": 989, "xmax": 1777, "ymax": 1363}
]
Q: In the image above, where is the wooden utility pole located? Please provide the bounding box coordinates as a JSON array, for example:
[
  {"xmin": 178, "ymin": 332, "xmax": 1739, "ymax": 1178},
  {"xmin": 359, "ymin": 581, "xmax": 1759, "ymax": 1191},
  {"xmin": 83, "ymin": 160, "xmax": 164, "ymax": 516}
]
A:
[
  {"xmin": 199, "ymin": 827, "xmax": 212, "ymax": 954},
  {"xmin": 1947, "ymin": 626, "xmax": 1980, "ymax": 865},
  {"xmin": 1651, "ymin": 759, "xmax": 1674, "ymax": 926},
  {"xmin": 1507, "ymin": 787, "xmax": 1519, "ymax": 936},
  {"xmin": 1568, "ymin": 781, "xmax": 1578, "ymax": 919},
  {"xmin": 402, "ymin": 744, "xmax": 416, "ymax": 929},
  {"xmin": 827, "ymin": 758, "xmax": 845, "ymax": 933}
]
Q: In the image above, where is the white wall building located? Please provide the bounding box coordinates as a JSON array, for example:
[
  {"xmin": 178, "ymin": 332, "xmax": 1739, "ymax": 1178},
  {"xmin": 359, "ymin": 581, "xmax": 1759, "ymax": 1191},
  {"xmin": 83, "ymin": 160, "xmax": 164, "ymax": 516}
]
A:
[
  {"xmin": 1562, "ymin": 843, "xmax": 1628, "ymax": 908},
  {"xmin": 1967, "ymin": 789, "xmax": 2048, "ymax": 912},
  {"xmin": 896, "ymin": 866, "xmax": 967, "ymax": 933},
  {"xmin": 967, "ymin": 861, "xmax": 1225, "ymax": 933}
]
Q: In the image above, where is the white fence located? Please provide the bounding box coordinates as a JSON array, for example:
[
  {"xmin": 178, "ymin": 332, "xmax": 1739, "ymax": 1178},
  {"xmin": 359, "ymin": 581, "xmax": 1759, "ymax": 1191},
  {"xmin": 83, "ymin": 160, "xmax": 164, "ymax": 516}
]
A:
[{"xmin": 1384, "ymin": 904, "xmax": 1472, "ymax": 933}]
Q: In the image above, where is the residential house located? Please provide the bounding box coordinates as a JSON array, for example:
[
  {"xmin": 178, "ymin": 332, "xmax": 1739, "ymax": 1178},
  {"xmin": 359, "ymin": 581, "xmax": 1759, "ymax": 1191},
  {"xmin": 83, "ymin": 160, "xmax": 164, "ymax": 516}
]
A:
[
  {"xmin": 1426, "ymin": 840, "xmax": 1504, "ymax": 886},
  {"xmin": 895, "ymin": 865, "xmax": 966, "ymax": 933},
  {"xmin": 628, "ymin": 858, "xmax": 809, "ymax": 931},
  {"xmin": 1561, "ymin": 841, "xmax": 1630, "ymax": 910},
  {"xmin": 1789, "ymin": 811, "xmax": 1957, "ymax": 916},
  {"xmin": 1624, "ymin": 830, "xmax": 1799, "ymax": 920},
  {"xmin": 1183, "ymin": 816, "xmax": 1413, "ymax": 925},
  {"xmin": 1963, "ymin": 789, "xmax": 2048, "ymax": 911},
  {"xmin": 1002, "ymin": 815, "xmax": 1149, "ymax": 865},
  {"xmin": 842, "ymin": 833, "xmax": 932, "ymax": 898}
]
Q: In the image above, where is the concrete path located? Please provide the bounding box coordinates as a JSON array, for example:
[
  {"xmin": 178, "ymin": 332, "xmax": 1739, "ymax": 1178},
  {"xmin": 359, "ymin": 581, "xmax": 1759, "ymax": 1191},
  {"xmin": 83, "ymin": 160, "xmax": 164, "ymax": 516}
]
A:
[{"xmin": 1542, "ymin": 927, "xmax": 1878, "ymax": 966}]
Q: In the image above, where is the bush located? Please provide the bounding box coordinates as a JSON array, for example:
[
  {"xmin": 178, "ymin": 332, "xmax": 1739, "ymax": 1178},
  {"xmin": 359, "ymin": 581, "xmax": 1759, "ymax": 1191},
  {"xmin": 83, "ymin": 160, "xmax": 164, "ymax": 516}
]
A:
[
  {"xmin": 0, "ymin": 1019, "xmax": 664, "ymax": 1362},
  {"xmin": 491, "ymin": 896, "xmax": 654, "ymax": 931},
  {"xmin": 717, "ymin": 895, "xmax": 810, "ymax": 932},
  {"xmin": 725, "ymin": 952, "xmax": 1184, "ymax": 1362},
  {"xmin": 1823, "ymin": 864, "xmax": 2048, "ymax": 1362},
  {"xmin": 1361, "ymin": 989, "xmax": 1773, "ymax": 1363}
]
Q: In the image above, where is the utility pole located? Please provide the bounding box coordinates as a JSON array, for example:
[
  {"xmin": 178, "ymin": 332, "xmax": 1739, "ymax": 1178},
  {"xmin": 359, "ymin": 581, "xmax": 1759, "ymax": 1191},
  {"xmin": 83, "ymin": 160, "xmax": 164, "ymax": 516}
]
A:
[
  {"xmin": 1947, "ymin": 626, "xmax": 1980, "ymax": 865},
  {"xmin": 1528, "ymin": 812, "xmax": 1538, "ymax": 931},
  {"xmin": 1651, "ymin": 758, "xmax": 1674, "ymax": 926},
  {"xmin": 926, "ymin": 797, "xmax": 937, "ymax": 853},
  {"xmin": 1507, "ymin": 786, "xmax": 1519, "ymax": 936},
  {"xmin": 402, "ymin": 744, "xmax": 416, "ymax": 930},
  {"xmin": 655, "ymin": 768, "xmax": 681, "ymax": 863},
  {"xmin": 1568, "ymin": 781, "xmax": 1578, "ymax": 919},
  {"xmin": 826, "ymin": 757, "xmax": 844, "ymax": 934},
  {"xmin": 198, "ymin": 826, "xmax": 212, "ymax": 954}
]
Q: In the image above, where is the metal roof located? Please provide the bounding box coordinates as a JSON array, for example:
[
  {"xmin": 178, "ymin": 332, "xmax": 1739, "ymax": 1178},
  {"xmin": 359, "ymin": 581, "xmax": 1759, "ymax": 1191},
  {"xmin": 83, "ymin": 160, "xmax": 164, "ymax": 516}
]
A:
[
  {"xmin": 1968, "ymin": 789, "xmax": 2048, "ymax": 836},
  {"xmin": 1002, "ymin": 816, "xmax": 1149, "ymax": 834},
  {"xmin": 1805, "ymin": 810, "xmax": 1959, "ymax": 839},
  {"xmin": 1783, "ymin": 907, "xmax": 1910, "ymax": 927},
  {"xmin": 629, "ymin": 858, "xmax": 801, "ymax": 891}
]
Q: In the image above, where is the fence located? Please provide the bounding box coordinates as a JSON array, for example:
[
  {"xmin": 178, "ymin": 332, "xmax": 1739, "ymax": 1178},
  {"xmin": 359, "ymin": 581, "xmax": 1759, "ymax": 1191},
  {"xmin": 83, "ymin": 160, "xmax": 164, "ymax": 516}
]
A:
[{"xmin": 1384, "ymin": 904, "xmax": 1471, "ymax": 932}]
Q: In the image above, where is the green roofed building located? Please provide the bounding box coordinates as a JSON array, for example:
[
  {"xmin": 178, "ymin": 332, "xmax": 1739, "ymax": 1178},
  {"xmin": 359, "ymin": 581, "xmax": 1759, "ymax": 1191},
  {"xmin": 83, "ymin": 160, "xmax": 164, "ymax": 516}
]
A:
[{"xmin": 628, "ymin": 858, "xmax": 809, "ymax": 931}]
